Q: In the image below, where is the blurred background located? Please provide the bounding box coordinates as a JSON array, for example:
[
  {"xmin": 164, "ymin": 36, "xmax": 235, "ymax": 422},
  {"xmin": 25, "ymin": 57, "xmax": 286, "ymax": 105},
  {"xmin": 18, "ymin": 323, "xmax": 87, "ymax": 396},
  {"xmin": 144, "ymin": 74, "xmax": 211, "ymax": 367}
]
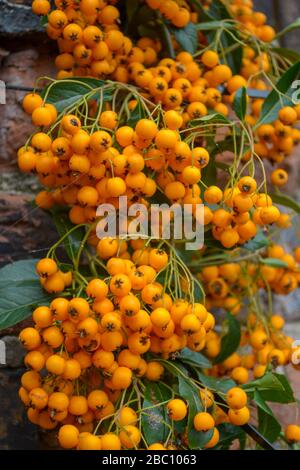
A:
[{"xmin": 0, "ymin": 0, "xmax": 300, "ymax": 449}]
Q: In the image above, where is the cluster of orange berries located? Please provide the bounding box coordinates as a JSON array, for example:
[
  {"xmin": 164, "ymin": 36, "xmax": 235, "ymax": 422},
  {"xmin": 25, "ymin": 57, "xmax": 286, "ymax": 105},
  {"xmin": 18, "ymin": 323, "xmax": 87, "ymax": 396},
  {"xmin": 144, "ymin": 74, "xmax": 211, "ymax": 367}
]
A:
[
  {"xmin": 36, "ymin": 258, "xmax": 73, "ymax": 294},
  {"xmin": 203, "ymin": 309, "xmax": 299, "ymax": 384},
  {"xmin": 248, "ymin": 105, "xmax": 300, "ymax": 174},
  {"xmin": 145, "ymin": 0, "xmax": 192, "ymax": 28},
  {"xmin": 229, "ymin": 0, "xmax": 276, "ymax": 43},
  {"xmin": 29, "ymin": 0, "xmax": 275, "ymax": 118},
  {"xmin": 199, "ymin": 244, "xmax": 300, "ymax": 317},
  {"xmin": 34, "ymin": 254, "xmax": 216, "ymax": 355},
  {"xmin": 124, "ymin": 50, "xmax": 231, "ymax": 118},
  {"xmin": 19, "ymin": 333, "xmax": 250, "ymax": 450},
  {"xmin": 32, "ymin": 0, "xmax": 162, "ymax": 81},
  {"xmin": 19, "ymin": 94, "xmax": 287, "ymax": 249},
  {"xmin": 18, "ymin": 253, "xmax": 226, "ymax": 449},
  {"xmin": 257, "ymin": 245, "xmax": 300, "ymax": 295},
  {"xmin": 18, "ymin": 109, "xmax": 160, "ymax": 221},
  {"xmin": 165, "ymin": 385, "xmax": 250, "ymax": 449},
  {"xmin": 203, "ymin": 176, "xmax": 284, "ymax": 249}
]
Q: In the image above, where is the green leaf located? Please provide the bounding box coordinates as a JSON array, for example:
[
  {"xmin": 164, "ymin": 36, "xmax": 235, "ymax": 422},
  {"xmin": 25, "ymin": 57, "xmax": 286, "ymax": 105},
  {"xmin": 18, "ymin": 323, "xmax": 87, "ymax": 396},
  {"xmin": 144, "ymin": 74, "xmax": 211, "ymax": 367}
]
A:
[
  {"xmin": 42, "ymin": 78, "xmax": 112, "ymax": 113},
  {"xmin": 204, "ymin": 230, "xmax": 224, "ymax": 249},
  {"xmin": 256, "ymin": 60, "xmax": 300, "ymax": 126},
  {"xmin": 177, "ymin": 375, "xmax": 215, "ymax": 449},
  {"xmin": 233, "ymin": 87, "xmax": 247, "ymax": 121},
  {"xmin": 40, "ymin": 15, "xmax": 48, "ymax": 26},
  {"xmin": 216, "ymin": 423, "xmax": 245, "ymax": 450},
  {"xmin": 244, "ymin": 231, "xmax": 270, "ymax": 251},
  {"xmin": 52, "ymin": 210, "xmax": 86, "ymax": 262},
  {"xmin": 260, "ymin": 258, "xmax": 289, "ymax": 268},
  {"xmin": 255, "ymin": 391, "xmax": 281, "ymax": 443},
  {"xmin": 269, "ymin": 192, "xmax": 300, "ymax": 214},
  {"xmin": 127, "ymin": 100, "xmax": 146, "ymax": 127},
  {"xmin": 189, "ymin": 428, "xmax": 214, "ymax": 449},
  {"xmin": 254, "ymin": 390, "xmax": 274, "ymax": 415},
  {"xmin": 222, "ymin": 37, "xmax": 243, "ymax": 75},
  {"xmin": 196, "ymin": 20, "xmax": 234, "ymax": 31},
  {"xmin": 243, "ymin": 372, "xmax": 282, "ymax": 393},
  {"xmin": 276, "ymin": 18, "xmax": 300, "ymax": 39},
  {"xmin": 178, "ymin": 348, "xmax": 211, "ymax": 369},
  {"xmin": 213, "ymin": 313, "xmax": 241, "ymax": 364},
  {"xmin": 220, "ymin": 31, "xmax": 243, "ymax": 75},
  {"xmin": 162, "ymin": 361, "xmax": 210, "ymax": 448},
  {"xmin": 172, "ymin": 22, "xmax": 198, "ymax": 54},
  {"xmin": 201, "ymin": 131, "xmax": 232, "ymax": 187},
  {"xmin": 243, "ymin": 372, "xmax": 295, "ymax": 403},
  {"xmin": 0, "ymin": 260, "xmax": 51, "ymax": 329},
  {"xmin": 193, "ymin": 276, "xmax": 204, "ymax": 303},
  {"xmin": 271, "ymin": 47, "xmax": 300, "ymax": 64},
  {"xmin": 201, "ymin": 158, "xmax": 217, "ymax": 186},
  {"xmin": 141, "ymin": 382, "xmax": 172, "ymax": 446},
  {"xmin": 197, "ymin": 371, "xmax": 236, "ymax": 394},
  {"xmin": 257, "ymin": 407, "xmax": 281, "ymax": 444},
  {"xmin": 269, "ymin": 373, "xmax": 295, "ymax": 403},
  {"xmin": 209, "ymin": 0, "xmax": 232, "ymax": 19},
  {"xmin": 0, "ymin": 259, "xmax": 40, "ymax": 285},
  {"xmin": 190, "ymin": 113, "xmax": 231, "ymax": 126}
]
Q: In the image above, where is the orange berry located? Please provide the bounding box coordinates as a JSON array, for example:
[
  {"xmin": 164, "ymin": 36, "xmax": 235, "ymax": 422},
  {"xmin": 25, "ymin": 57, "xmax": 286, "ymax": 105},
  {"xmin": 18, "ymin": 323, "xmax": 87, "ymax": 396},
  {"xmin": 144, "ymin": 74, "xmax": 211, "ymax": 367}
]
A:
[
  {"xmin": 86, "ymin": 279, "xmax": 108, "ymax": 299},
  {"xmin": 29, "ymin": 387, "xmax": 48, "ymax": 410},
  {"xmin": 62, "ymin": 359, "xmax": 81, "ymax": 380},
  {"xmin": 135, "ymin": 119, "xmax": 158, "ymax": 140},
  {"xmin": 78, "ymin": 432, "xmax": 102, "ymax": 450},
  {"xmin": 167, "ymin": 399, "xmax": 187, "ymax": 421},
  {"xmin": 32, "ymin": 306, "xmax": 53, "ymax": 328},
  {"xmin": 201, "ymin": 50, "xmax": 219, "ymax": 68},
  {"xmin": 32, "ymin": 106, "xmax": 53, "ymax": 127},
  {"xmin": 228, "ymin": 406, "xmax": 250, "ymax": 426},
  {"xmin": 24, "ymin": 351, "xmax": 45, "ymax": 371},
  {"xmin": 111, "ymin": 366, "xmax": 133, "ymax": 390},
  {"xmin": 110, "ymin": 274, "xmax": 132, "ymax": 296},
  {"xmin": 118, "ymin": 425, "xmax": 141, "ymax": 450},
  {"xmin": 23, "ymin": 93, "xmax": 43, "ymax": 114},
  {"xmin": 19, "ymin": 328, "xmax": 41, "ymax": 350},
  {"xmin": 101, "ymin": 433, "xmax": 121, "ymax": 450},
  {"xmin": 285, "ymin": 424, "xmax": 300, "ymax": 443},
  {"xmin": 194, "ymin": 412, "xmax": 215, "ymax": 431},
  {"xmin": 58, "ymin": 424, "xmax": 79, "ymax": 449}
]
